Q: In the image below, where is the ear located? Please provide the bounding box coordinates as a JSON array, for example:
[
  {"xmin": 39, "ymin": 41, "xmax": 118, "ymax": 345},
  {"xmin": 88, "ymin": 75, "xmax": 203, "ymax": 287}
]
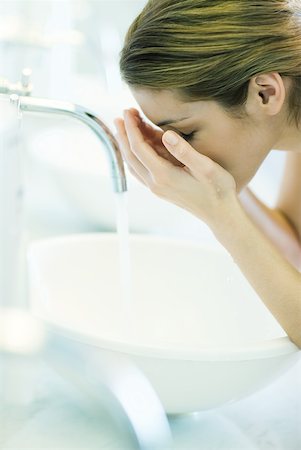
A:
[{"xmin": 247, "ymin": 72, "xmax": 286, "ymax": 116}]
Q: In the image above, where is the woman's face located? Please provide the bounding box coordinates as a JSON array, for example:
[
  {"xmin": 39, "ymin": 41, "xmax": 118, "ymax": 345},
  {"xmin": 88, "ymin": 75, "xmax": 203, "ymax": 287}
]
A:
[{"xmin": 130, "ymin": 87, "xmax": 282, "ymax": 191}]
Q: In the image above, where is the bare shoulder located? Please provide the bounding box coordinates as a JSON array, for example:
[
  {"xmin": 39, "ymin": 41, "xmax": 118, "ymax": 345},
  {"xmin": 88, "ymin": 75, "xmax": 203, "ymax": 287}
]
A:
[{"xmin": 277, "ymin": 152, "xmax": 301, "ymax": 235}]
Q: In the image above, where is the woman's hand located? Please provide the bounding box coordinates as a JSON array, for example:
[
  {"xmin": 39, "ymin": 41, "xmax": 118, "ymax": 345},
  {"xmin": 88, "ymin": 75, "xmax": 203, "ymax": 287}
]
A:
[
  {"xmin": 114, "ymin": 109, "xmax": 238, "ymax": 228},
  {"xmin": 118, "ymin": 108, "xmax": 183, "ymax": 166}
]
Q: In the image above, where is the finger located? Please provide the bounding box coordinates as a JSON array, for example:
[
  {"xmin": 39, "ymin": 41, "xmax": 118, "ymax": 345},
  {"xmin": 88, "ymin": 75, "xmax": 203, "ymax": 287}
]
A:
[
  {"xmin": 162, "ymin": 130, "xmax": 214, "ymax": 176},
  {"xmin": 129, "ymin": 107, "xmax": 140, "ymax": 117},
  {"xmin": 123, "ymin": 109, "xmax": 171, "ymax": 172},
  {"xmin": 127, "ymin": 110, "xmax": 183, "ymax": 166},
  {"xmin": 113, "ymin": 117, "xmax": 150, "ymax": 183},
  {"xmin": 136, "ymin": 117, "xmax": 164, "ymax": 148},
  {"xmin": 114, "ymin": 129, "xmax": 148, "ymax": 186},
  {"xmin": 126, "ymin": 164, "xmax": 148, "ymax": 187},
  {"xmin": 114, "ymin": 120, "xmax": 147, "ymax": 186},
  {"xmin": 132, "ymin": 109, "xmax": 163, "ymax": 141}
]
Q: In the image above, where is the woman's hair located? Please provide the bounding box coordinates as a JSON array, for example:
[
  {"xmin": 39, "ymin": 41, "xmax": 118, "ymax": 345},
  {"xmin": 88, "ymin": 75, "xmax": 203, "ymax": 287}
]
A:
[{"xmin": 119, "ymin": 0, "xmax": 301, "ymax": 124}]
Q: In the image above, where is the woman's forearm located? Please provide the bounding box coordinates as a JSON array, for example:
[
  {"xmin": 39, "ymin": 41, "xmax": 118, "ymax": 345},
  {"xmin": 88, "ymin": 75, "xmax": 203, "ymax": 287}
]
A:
[
  {"xmin": 213, "ymin": 199, "xmax": 301, "ymax": 349},
  {"xmin": 239, "ymin": 188, "xmax": 301, "ymax": 269}
]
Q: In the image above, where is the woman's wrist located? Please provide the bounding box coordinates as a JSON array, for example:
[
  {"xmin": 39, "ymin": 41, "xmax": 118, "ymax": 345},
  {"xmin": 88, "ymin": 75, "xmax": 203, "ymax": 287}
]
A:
[{"xmin": 208, "ymin": 194, "xmax": 247, "ymax": 244}]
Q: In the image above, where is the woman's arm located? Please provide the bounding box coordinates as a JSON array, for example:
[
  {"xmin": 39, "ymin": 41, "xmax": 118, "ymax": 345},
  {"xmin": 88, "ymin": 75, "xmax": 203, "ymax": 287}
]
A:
[
  {"xmin": 277, "ymin": 152, "xmax": 301, "ymax": 243},
  {"xmin": 230, "ymin": 154, "xmax": 301, "ymax": 345},
  {"xmin": 212, "ymin": 199, "xmax": 301, "ymax": 349},
  {"xmin": 239, "ymin": 186, "xmax": 301, "ymax": 269}
]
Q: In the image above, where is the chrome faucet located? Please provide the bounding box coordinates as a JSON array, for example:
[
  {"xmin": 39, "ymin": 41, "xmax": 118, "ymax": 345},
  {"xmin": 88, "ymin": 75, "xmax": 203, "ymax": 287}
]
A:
[
  {"xmin": 18, "ymin": 95, "xmax": 127, "ymax": 192},
  {"xmin": 1, "ymin": 69, "xmax": 127, "ymax": 193}
]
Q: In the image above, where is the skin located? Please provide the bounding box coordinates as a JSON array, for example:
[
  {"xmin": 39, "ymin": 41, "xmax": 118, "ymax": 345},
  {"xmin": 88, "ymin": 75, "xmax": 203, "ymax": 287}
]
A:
[{"xmin": 114, "ymin": 72, "xmax": 301, "ymax": 348}]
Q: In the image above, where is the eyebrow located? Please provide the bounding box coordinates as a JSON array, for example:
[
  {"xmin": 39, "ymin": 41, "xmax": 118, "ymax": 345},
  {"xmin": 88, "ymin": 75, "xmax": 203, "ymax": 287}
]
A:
[{"xmin": 155, "ymin": 116, "xmax": 190, "ymax": 127}]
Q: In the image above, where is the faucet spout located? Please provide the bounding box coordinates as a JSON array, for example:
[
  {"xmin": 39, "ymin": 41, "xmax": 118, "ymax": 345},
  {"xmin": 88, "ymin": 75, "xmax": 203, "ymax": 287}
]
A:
[{"xmin": 18, "ymin": 95, "xmax": 127, "ymax": 193}]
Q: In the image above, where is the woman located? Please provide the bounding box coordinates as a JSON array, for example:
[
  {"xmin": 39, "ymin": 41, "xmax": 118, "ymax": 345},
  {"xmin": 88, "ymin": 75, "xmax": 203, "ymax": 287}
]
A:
[{"xmin": 113, "ymin": 0, "xmax": 301, "ymax": 348}]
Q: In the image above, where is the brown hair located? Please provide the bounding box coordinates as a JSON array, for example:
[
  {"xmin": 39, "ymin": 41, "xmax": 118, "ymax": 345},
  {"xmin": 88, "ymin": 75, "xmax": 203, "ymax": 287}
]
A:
[{"xmin": 120, "ymin": 0, "xmax": 301, "ymax": 124}]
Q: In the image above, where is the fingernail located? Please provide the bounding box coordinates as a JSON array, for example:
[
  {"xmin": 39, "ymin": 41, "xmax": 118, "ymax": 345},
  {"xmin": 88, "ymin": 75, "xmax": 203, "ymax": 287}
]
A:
[
  {"xmin": 124, "ymin": 109, "xmax": 135, "ymax": 121},
  {"xmin": 164, "ymin": 131, "xmax": 179, "ymax": 145}
]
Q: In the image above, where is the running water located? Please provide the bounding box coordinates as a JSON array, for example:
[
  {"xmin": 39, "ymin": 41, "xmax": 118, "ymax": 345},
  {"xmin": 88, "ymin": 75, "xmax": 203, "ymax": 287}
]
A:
[{"xmin": 114, "ymin": 192, "xmax": 133, "ymax": 332}]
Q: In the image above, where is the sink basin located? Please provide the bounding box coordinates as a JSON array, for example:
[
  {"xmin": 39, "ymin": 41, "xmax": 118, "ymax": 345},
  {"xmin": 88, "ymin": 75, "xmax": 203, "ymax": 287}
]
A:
[{"xmin": 27, "ymin": 233, "xmax": 300, "ymax": 414}]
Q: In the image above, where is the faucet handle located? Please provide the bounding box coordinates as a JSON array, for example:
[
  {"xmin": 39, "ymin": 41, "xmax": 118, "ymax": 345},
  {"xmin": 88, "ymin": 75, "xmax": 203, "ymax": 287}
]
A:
[
  {"xmin": 19, "ymin": 68, "xmax": 33, "ymax": 96},
  {"xmin": 0, "ymin": 77, "xmax": 9, "ymax": 93},
  {"xmin": 0, "ymin": 68, "xmax": 33, "ymax": 96},
  {"xmin": 21, "ymin": 68, "xmax": 32, "ymax": 89}
]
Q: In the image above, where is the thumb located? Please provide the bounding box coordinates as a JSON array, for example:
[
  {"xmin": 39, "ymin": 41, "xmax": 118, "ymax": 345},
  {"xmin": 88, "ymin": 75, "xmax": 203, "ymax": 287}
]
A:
[{"xmin": 162, "ymin": 130, "xmax": 209, "ymax": 170}]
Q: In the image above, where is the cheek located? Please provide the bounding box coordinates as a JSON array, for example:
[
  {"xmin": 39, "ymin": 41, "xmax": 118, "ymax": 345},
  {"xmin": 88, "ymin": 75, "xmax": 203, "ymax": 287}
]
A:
[
  {"xmin": 193, "ymin": 134, "xmax": 237, "ymax": 170},
  {"xmin": 197, "ymin": 122, "xmax": 261, "ymax": 162},
  {"xmin": 193, "ymin": 122, "xmax": 268, "ymax": 188},
  {"xmin": 193, "ymin": 130, "xmax": 259, "ymax": 189}
]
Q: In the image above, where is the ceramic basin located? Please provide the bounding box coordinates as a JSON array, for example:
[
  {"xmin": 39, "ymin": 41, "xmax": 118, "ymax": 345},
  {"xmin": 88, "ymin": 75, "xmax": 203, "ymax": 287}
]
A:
[{"xmin": 27, "ymin": 233, "xmax": 299, "ymax": 414}]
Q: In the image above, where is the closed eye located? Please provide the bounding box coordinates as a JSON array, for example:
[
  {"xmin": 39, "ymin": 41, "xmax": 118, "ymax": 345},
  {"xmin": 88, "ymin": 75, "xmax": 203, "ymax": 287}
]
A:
[{"xmin": 178, "ymin": 131, "xmax": 195, "ymax": 142}]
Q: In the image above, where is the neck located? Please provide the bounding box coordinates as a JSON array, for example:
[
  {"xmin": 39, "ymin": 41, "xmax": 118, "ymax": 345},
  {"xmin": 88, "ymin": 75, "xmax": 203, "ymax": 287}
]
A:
[{"xmin": 274, "ymin": 119, "xmax": 301, "ymax": 152}]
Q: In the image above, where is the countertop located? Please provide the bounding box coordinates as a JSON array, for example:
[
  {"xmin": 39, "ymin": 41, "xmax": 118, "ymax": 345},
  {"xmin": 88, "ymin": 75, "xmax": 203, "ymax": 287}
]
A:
[{"xmin": 1, "ymin": 349, "xmax": 300, "ymax": 450}]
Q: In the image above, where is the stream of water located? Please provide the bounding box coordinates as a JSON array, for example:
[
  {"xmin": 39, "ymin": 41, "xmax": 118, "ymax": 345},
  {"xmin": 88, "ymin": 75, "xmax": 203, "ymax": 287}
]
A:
[{"xmin": 114, "ymin": 192, "xmax": 133, "ymax": 332}]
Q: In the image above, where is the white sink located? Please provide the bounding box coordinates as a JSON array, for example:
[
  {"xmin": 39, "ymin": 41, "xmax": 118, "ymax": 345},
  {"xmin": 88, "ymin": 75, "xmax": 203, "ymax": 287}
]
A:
[{"xmin": 27, "ymin": 233, "xmax": 300, "ymax": 414}]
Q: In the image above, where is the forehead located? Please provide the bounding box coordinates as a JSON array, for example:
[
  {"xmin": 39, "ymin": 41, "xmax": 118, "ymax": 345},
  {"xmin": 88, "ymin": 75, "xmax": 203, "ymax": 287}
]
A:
[{"xmin": 130, "ymin": 87, "xmax": 198, "ymax": 123}]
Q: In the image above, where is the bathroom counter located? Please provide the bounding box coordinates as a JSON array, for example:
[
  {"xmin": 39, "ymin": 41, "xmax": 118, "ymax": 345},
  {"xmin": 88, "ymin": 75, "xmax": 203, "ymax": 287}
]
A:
[{"xmin": 0, "ymin": 351, "xmax": 300, "ymax": 450}]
